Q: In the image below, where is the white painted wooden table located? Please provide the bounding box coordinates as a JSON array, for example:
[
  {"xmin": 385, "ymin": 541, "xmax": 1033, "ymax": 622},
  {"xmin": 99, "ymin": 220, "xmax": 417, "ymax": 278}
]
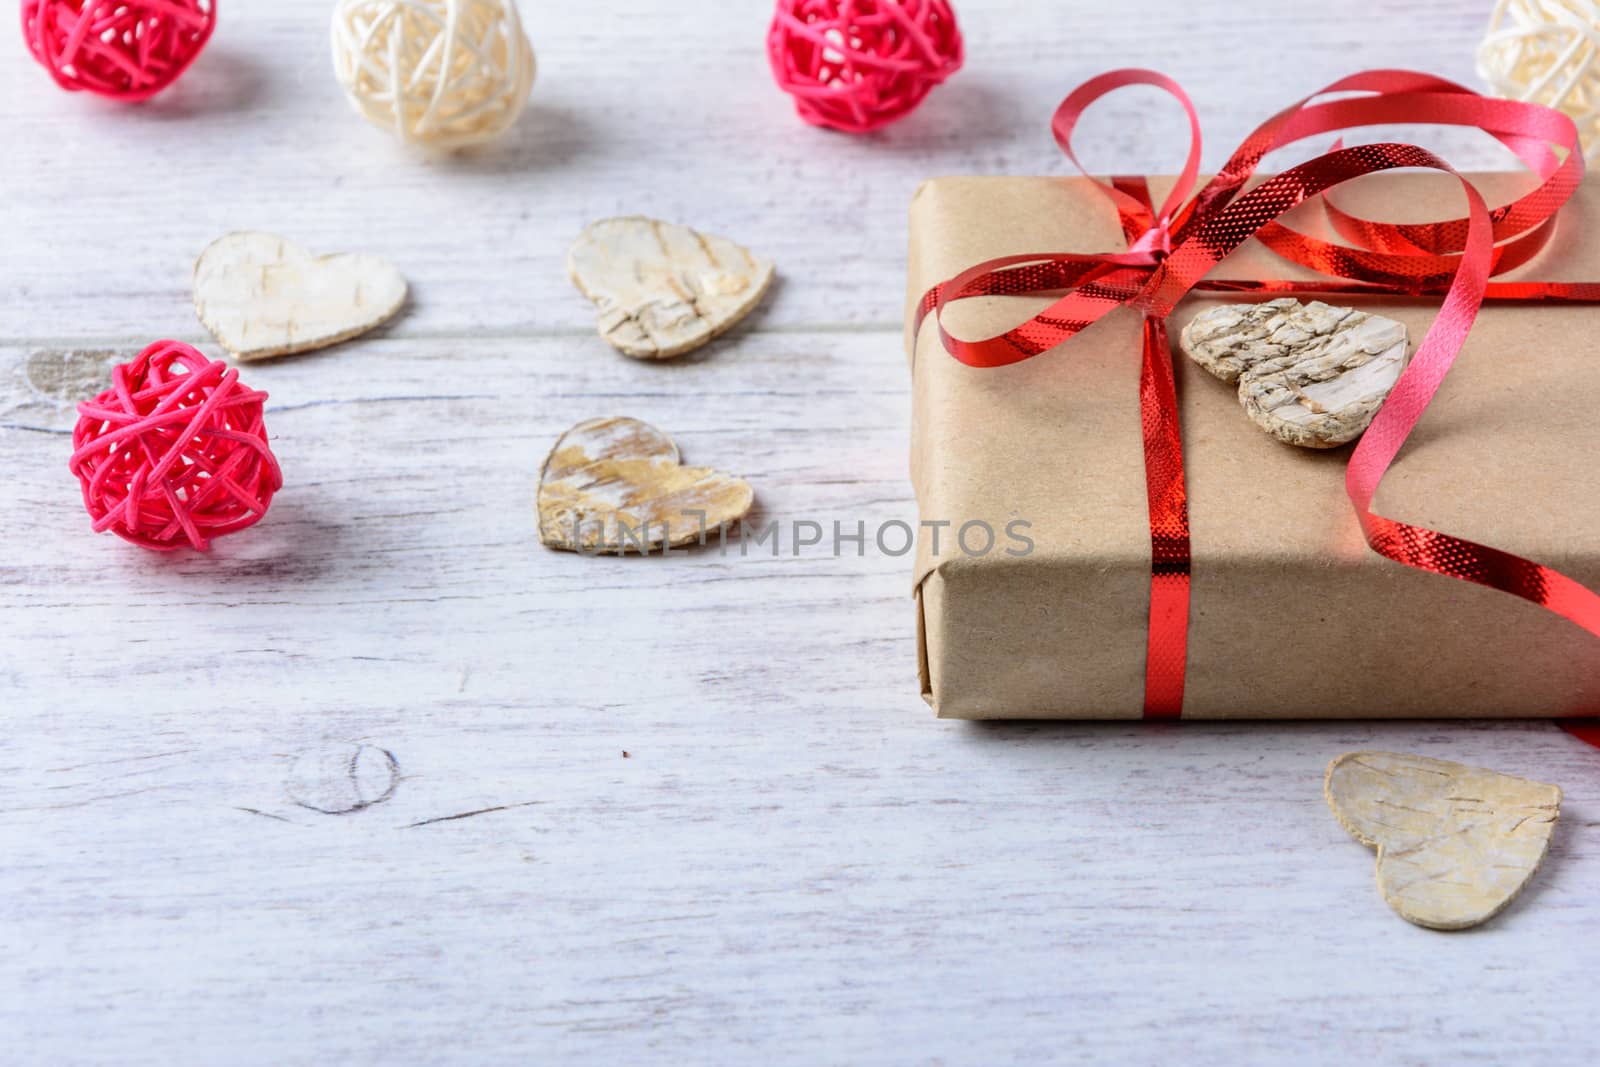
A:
[{"xmin": 4, "ymin": 2, "xmax": 1598, "ymax": 1063}]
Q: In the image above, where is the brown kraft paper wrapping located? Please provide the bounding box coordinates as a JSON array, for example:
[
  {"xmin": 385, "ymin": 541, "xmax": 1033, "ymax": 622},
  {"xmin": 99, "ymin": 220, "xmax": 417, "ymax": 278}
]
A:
[{"xmin": 907, "ymin": 171, "xmax": 1600, "ymax": 719}]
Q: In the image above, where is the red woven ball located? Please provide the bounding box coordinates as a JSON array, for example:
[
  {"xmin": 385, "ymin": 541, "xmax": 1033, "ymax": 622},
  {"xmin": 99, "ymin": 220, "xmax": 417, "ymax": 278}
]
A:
[
  {"xmin": 766, "ymin": 0, "xmax": 962, "ymax": 134},
  {"xmin": 21, "ymin": 0, "xmax": 217, "ymax": 101},
  {"xmin": 69, "ymin": 341, "xmax": 281, "ymax": 552}
]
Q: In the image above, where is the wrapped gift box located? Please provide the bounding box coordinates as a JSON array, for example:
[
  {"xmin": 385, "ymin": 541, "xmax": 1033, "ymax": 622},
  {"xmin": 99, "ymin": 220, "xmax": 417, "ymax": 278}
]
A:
[{"xmin": 907, "ymin": 171, "xmax": 1600, "ymax": 719}]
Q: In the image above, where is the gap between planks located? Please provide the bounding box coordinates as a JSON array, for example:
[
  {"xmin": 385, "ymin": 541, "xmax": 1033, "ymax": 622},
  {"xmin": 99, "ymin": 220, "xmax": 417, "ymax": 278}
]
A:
[{"xmin": 0, "ymin": 321, "xmax": 905, "ymax": 350}]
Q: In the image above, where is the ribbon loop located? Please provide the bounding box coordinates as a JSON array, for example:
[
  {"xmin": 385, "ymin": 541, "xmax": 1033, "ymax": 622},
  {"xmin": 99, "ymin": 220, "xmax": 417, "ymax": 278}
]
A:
[{"xmin": 1051, "ymin": 69, "xmax": 1203, "ymax": 242}]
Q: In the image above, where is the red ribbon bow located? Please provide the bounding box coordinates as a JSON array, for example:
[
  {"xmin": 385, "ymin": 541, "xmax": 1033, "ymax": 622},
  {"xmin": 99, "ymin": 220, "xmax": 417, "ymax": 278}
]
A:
[{"xmin": 915, "ymin": 69, "xmax": 1600, "ymax": 735}]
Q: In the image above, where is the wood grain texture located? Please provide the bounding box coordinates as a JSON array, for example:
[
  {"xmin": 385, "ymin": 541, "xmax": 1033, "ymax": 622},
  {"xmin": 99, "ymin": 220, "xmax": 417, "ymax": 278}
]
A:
[{"xmin": 5, "ymin": 2, "xmax": 1599, "ymax": 1064}]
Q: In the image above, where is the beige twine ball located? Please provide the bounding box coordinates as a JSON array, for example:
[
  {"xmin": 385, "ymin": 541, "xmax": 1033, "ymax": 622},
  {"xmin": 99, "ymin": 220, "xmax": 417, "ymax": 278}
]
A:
[
  {"xmin": 331, "ymin": 0, "xmax": 536, "ymax": 150},
  {"xmin": 1477, "ymin": 0, "xmax": 1600, "ymax": 159}
]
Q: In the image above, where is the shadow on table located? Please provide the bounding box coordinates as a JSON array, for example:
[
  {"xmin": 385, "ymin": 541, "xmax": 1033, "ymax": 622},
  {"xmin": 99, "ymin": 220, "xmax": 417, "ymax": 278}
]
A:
[
  {"xmin": 441, "ymin": 102, "xmax": 593, "ymax": 174},
  {"xmin": 134, "ymin": 46, "xmax": 275, "ymax": 120}
]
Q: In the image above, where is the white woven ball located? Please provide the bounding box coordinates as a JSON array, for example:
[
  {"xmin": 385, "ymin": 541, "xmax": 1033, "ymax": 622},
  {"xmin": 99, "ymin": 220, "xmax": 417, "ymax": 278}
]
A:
[
  {"xmin": 1477, "ymin": 0, "xmax": 1600, "ymax": 159},
  {"xmin": 331, "ymin": 0, "xmax": 536, "ymax": 150}
]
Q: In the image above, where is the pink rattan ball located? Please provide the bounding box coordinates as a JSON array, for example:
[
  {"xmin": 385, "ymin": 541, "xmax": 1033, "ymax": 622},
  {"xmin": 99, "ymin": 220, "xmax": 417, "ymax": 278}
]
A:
[
  {"xmin": 766, "ymin": 0, "xmax": 963, "ymax": 133},
  {"xmin": 21, "ymin": 0, "xmax": 217, "ymax": 101},
  {"xmin": 69, "ymin": 341, "xmax": 281, "ymax": 552}
]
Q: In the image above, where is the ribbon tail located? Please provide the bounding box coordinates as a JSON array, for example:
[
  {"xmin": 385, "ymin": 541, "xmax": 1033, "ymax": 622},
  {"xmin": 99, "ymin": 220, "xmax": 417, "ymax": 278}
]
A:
[
  {"xmin": 1561, "ymin": 721, "xmax": 1600, "ymax": 748},
  {"xmin": 1138, "ymin": 315, "xmax": 1191, "ymax": 719}
]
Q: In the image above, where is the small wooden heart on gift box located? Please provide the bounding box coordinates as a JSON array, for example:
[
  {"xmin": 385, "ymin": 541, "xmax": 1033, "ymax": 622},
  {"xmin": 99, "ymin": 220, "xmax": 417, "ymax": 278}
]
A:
[{"xmin": 1179, "ymin": 299, "xmax": 1409, "ymax": 448}]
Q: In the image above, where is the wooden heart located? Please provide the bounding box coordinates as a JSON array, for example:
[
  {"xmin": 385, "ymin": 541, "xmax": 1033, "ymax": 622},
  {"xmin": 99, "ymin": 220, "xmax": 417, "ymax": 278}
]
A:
[
  {"xmin": 1325, "ymin": 751, "xmax": 1561, "ymax": 930},
  {"xmin": 1179, "ymin": 299, "xmax": 1408, "ymax": 448},
  {"xmin": 193, "ymin": 232, "xmax": 408, "ymax": 361},
  {"xmin": 537, "ymin": 417, "xmax": 754, "ymax": 554},
  {"xmin": 567, "ymin": 216, "xmax": 774, "ymax": 360}
]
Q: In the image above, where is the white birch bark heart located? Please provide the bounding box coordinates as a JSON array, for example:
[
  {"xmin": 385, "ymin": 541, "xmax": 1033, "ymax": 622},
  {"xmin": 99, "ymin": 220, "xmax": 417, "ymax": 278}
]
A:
[
  {"xmin": 1325, "ymin": 751, "xmax": 1561, "ymax": 930},
  {"xmin": 567, "ymin": 217, "xmax": 775, "ymax": 360},
  {"xmin": 537, "ymin": 417, "xmax": 754, "ymax": 554},
  {"xmin": 1179, "ymin": 299, "xmax": 1409, "ymax": 448},
  {"xmin": 193, "ymin": 232, "xmax": 408, "ymax": 361}
]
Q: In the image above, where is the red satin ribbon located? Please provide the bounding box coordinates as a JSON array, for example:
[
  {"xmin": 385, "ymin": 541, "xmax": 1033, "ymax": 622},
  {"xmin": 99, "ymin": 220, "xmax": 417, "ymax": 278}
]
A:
[{"xmin": 914, "ymin": 70, "xmax": 1600, "ymax": 731}]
